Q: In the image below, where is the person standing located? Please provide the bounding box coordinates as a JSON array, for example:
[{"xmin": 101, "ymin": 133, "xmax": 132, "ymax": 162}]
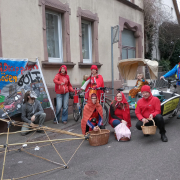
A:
[
  {"xmin": 81, "ymin": 65, "xmax": 104, "ymax": 100},
  {"xmin": 21, "ymin": 91, "xmax": 46, "ymax": 135},
  {"xmin": 53, "ymin": 65, "xmax": 74, "ymax": 124},
  {"xmin": 135, "ymin": 85, "xmax": 168, "ymax": 142}
]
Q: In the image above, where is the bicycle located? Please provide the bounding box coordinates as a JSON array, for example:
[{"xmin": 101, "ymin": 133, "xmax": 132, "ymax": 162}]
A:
[{"xmin": 72, "ymin": 88, "xmax": 85, "ymax": 122}]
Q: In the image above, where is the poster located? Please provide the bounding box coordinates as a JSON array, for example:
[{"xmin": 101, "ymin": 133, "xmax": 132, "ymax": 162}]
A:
[
  {"xmin": 0, "ymin": 58, "xmax": 50, "ymax": 118},
  {"xmin": 162, "ymin": 97, "xmax": 179, "ymax": 116}
]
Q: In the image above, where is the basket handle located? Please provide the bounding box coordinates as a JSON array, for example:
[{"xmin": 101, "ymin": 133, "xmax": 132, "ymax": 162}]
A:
[
  {"xmin": 96, "ymin": 126, "xmax": 101, "ymax": 133},
  {"xmin": 143, "ymin": 118, "xmax": 156, "ymax": 126}
]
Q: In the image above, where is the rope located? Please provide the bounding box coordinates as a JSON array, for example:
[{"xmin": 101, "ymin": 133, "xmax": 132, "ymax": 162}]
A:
[
  {"xmin": 18, "ymin": 130, "xmax": 37, "ymax": 151},
  {"xmin": 0, "ymin": 108, "xmax": 12, "ymax": 121},
  {"xmin": 0, "ymin": 118, "xmax": 84, "ymax": 138},
  {"xmin": 0, "ymin": 137, "xmax": 85, "ymax": 148},
  {"xmin": 1, "ymin": 124, "xmax": 10, "ymax": 180},
  {"xmin": 0, "ymin": 139, "xmax": 73, "ymax": 154},
  {"xmin": 12, "ymin": 166, "xmax": 65, "ymax": 180},
  {"xmin": 22, "ymin": 149, "xmax": 64, "ymax": 166},
  {"xmin": 0, "ymin": 129, "xmax": 36, "ymax": 135},
  {"xmin": 44, "ymin": 129, "xmax": 67, "ymax": 166},
  {"xmin": 0, "ymin": 118, "xmax": 85, "ymax": 179},
  {"xmin": 67, "ymin": 139, "xmax": 84, "ymax": 165}
]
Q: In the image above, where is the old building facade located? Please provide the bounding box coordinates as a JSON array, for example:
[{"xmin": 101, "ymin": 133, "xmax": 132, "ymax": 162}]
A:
[{"xmin": 0, "ymin": 0, "xmax": 144, "ymax": 120}]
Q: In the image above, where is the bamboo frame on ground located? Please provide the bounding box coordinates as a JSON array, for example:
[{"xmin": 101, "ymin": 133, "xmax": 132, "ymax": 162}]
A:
[{"xmin": 0, "ymin": 117, "xmax": 86, "ymax": 180}]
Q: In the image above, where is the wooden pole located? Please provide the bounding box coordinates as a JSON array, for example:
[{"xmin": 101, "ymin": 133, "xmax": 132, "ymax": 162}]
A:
[
  {"xmin": 1, "ymin": 122, "xmax": 10, "ymax": 180},
  {"xmin": 0, "ymin": 137, "xmax": 85, "ymax": 148}
]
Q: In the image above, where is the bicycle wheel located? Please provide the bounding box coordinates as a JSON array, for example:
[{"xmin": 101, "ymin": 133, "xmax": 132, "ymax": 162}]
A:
[
  {"xmin": 102, "ymin": 104, "xmax": 108, "ymax": 126},
  {"xmin": 73, "ymin": 103, "xmax": 81, "ymax": 122}
]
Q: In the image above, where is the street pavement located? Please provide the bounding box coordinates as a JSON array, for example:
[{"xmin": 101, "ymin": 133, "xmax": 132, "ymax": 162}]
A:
[{"xmin": 0, "ymin": 112, "xmax": 180, "ymax": 180}]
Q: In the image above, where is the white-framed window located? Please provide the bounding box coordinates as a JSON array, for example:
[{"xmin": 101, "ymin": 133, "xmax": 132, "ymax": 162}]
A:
[
  {"xmin": 45, "ymin": 11, "xmax": 63, "ymax": 62},
  {"xmin": 81, "ymin": 20, "xmax": 92, "ymax": 63}
]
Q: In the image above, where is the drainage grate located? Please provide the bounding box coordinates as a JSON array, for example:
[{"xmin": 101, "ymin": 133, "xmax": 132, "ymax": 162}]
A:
[{"xmin": 85, "ymin": 170, "xmax": 97, "ymax": 176}]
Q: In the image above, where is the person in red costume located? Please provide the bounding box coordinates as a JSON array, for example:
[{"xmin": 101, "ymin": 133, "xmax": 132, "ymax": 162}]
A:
[
  {"xmin": 109, "ymin": 92, "xmax": 131, "ymax": 129},
  {"xmin": 81, "ymin": 65, "xmax": 104, "ymax": 100},
  {"xmin": 53, "ymin": 65, "xmax": 74, "ymax": 124},
  {"xmin": 81, "ymin": 93, "xmax": 105, "ymax": 135},
  {"xmin": 135, "ymin": 85, "xmax": 168, "ymax": 142}
]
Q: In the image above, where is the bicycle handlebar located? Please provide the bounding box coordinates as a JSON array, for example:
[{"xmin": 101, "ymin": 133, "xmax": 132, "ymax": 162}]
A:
[
  {"xmin": 162, "ymin": 78, "xmax": 177, "ymax": 83},
  {"xmin": 88, "ymin": 87, "xmax": 114, "ymax": 91},
  {"xmin": 73, "ymin": 87, "xmax": 81, "ymax": 90}
]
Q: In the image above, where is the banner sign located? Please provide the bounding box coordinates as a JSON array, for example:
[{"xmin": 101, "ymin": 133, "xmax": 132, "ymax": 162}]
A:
[
  {"xmin": 0, "ymin": 59, "xmax": 50, "ymax": 118},
  {"xmin": 161, "ymin": 96, "xmax": 180, "ymax": 116}
]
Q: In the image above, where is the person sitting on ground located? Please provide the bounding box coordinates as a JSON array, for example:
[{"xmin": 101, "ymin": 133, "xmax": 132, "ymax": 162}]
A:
[
  {"xmin": 135, "ymin": 85, "xmax": 168, "ymax": 142},
  {"xmin": 81, "ymin": 93, "xmax": 105, "ymax": 135},
  {"xmin": 128, "ymin": 73, "xmax": 149, "ymax": 105},
  {"xmin": 21, "ymin": 91, "xmax": 46, "ymax": 136},
  {"xmin": 109, "ymin": 92, "xmax": 131, "ymax": 129},
  {"xmin": 109, "ymin": 92, "xmax": 131, "ymax": 141}
]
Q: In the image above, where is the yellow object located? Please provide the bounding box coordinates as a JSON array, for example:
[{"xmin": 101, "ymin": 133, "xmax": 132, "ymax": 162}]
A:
[{"xmin": 163, "ymin": 98, "xmax": 179, "ymax": 115}]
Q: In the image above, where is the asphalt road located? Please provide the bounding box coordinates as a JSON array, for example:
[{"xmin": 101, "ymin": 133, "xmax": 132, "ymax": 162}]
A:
[{"xmin": 1, "ymin": 112, "xmax": 180, "ymax": 180}]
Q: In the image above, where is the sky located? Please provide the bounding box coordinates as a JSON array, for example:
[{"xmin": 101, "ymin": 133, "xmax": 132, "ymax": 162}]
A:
[{"xmin": 178, "ymin": 0, "xmax": 180, "ymax": 11}]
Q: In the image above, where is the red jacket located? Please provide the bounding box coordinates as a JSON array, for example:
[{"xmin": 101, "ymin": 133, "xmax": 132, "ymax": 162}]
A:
[
  {"xmin": 84, "ymin": 74, "xmax": 104, "ymax": 100},
  {"xmin": 81, "ymin": 98, "xmax": 103, "ymax": 135},
  {"xmin": 108, "ymin": 93, "xmax": 131, "ymax": 129},
  {"xmin": 53, "ymin": 65, "xmax": 74, "ymax": 94},
  {"xmin": 135, "ymin": 94, "xmax": 161, "ymax": 121}
]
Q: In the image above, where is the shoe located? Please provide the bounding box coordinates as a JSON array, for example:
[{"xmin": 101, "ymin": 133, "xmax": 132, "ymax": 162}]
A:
[
  {"xmin": 53, "ymin": 121, "xmax": 58, "ymax": 124},
  {"xmin": 37, "ymin": 130, "xmax": 45, "ymax": 133},
  {"xmin": 177, "ymin": 114, "xmax": 180, "ymax": 119},
  {"xmin": 63, "ymin": 121, "xmax": 67, "ymax": 124},
  {"xmin": 144, "ymin": 134, "xmax": 150, "ymax": 137},
  {"xmin": 161, "ymin": 133, "xmax": 168, "ymax": 142}
]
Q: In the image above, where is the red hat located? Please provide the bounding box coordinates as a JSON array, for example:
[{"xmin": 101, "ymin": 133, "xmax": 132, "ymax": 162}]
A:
[
  {"xmin": 91, "ymin": 65, "xmax": 98, "ymax": 72},
  {"xmin": 141, "ymin": 85, "xmax": 151, "ymax": 93}
]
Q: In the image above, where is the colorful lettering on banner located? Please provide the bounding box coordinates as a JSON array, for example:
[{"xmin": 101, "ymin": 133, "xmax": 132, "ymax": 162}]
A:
[{"xmin": 0, "ymin": 59, "xmax": 50, "ymax": 119}]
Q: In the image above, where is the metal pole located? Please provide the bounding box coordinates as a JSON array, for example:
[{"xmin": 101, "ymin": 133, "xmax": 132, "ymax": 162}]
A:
[{"xmin": 111, "ymin": 27, "xmax": 114, "ymax": 99}]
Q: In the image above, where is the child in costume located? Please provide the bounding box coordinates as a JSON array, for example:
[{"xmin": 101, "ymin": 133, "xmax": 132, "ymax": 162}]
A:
[
  {"xmin": 128, "ymin": 73, "xmax": 149, "ymax": 105},
  {"xmin": 81, "ymin": 75, "xmax": 89, "ymax": 103},
  {"xmin": 81, "ymin": 65, "xmax": 104, "ymax": 101},
  {"xmin": 82, "ymin": 75, "xmax": 89, "ymax": 86},
  {"xmin": 81, "ymin": 93, "xmax": 105, "ymax": 135}
]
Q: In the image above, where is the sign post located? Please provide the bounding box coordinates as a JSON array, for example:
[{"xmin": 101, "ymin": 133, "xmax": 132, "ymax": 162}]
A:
[{"xmin": 111, "ymin": 25, "xmax": 119, "ymax": 98}]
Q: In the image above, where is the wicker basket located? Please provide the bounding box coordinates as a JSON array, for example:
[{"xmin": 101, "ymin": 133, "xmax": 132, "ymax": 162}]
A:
[
  {"xmin": 87, "ymin": 129, "xmax": 110, "ymax": 146},
  {"xmin": 141, "ymin": 119, "xmax": 157, "ymax": 135}
]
